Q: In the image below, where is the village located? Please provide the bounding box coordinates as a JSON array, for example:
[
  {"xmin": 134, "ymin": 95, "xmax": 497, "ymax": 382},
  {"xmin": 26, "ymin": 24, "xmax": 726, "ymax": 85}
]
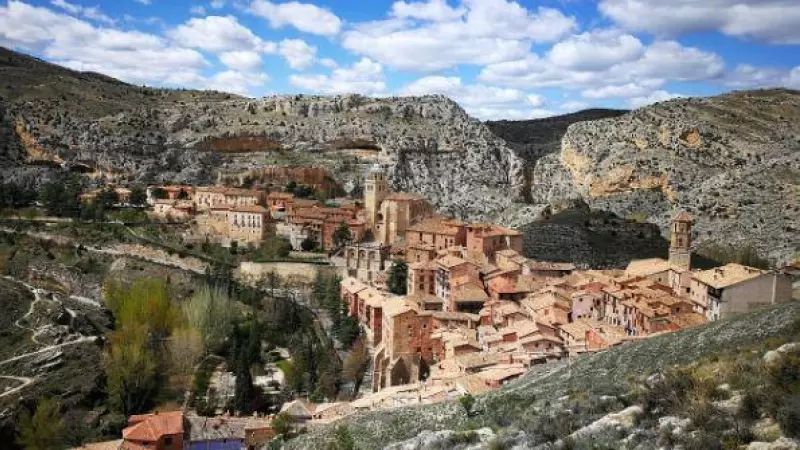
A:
[{"xmin": 70, "ymin": 164, "xmax": 795, "ymax": 450}]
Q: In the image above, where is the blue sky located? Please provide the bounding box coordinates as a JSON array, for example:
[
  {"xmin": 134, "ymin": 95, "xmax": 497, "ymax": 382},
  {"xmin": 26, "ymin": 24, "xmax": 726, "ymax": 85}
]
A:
[{"xmin": 1, "ymin": 0, "xmax": 799, "ymax": 119}]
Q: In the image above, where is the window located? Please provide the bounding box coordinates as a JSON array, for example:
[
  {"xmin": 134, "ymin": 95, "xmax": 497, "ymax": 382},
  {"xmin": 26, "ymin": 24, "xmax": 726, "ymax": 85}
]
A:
[{"xmin": 164, "ymin": 437, "xmax": 173, "ymax": 446}]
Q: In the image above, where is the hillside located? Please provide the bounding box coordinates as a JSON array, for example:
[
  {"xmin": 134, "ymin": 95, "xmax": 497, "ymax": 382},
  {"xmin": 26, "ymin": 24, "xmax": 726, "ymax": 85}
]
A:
[
  {"xmin": 1, "ymin": 46, "xmax": 797, "ymax": 265},
  {"xmin": 286, "ymin": 301, "xmax": 800, "ymax": 449}
]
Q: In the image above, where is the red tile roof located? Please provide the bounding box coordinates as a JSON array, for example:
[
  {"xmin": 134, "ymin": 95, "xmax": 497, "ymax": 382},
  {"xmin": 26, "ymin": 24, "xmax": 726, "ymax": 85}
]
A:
[{"xmin": 123, "ymin": 411, "xmax": 183, "ymax": 442}]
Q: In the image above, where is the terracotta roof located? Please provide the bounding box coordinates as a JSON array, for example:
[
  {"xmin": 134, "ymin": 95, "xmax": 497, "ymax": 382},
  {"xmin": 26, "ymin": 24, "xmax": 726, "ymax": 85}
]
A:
[
  {"xmin": 196, "ymin": 186, "xmax": 262, "ymax": 196},
  {"xmin": 625, "ymin": 258, "xmax": 682, "ymax": 276},
  {"xmin": 668, "ymin": 312, "xmax": 707, "ymax": 329},
  {"xmin": 122, "ymin": 411, "xmax": 183, "ymax": 442},
  {"xmin": 267, "ymin": 192, "xmax": 295, "ymax": 199},
  {"xmin": 409, "ymin": 260, "xmax": 438, "ymax": 271},
  {"xmin": 436, "ymin": 255, "xmax": 469, "ymax": 269},
  {"xmin": 526, "ymin": 260, "xmax": 576, "ymax": 271},
  {"xmin": 451, "ymin": 285, "xmax": 489, "ymax": 303},
  {"xmin": 692, "ymin": 263, "xmax": 769, "ymax": 289},
  {"xmin": 407, "ymin": 216, "xmax": 464, "ymax": 235},
  {"xmin": 360, "ymin": 287, "xmax": 387, "ymax": 308},
  {"xmin": 341, "ymin": 277, "xmax": 368, "ymax": 294}
]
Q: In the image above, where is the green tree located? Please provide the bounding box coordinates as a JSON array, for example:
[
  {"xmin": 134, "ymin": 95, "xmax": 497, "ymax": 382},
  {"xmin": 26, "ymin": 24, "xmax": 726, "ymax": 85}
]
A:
[
  {"xmin": 272, "ymin": 412, "xmax": 295, "ymax": 437},
  {"xmin": 332, "ymin": 222, "xmax": 352, "ymax": 249},
  {"xmin": 129, "ymin": 186, "xmax": 147, "ymax": 206},
  {"xmin": 285, "ymin": 181, "xmax": 297, "ymax": 194},
  {"xmin": 40, "ymin": 177, "xmax": 82, "ymax": 218},
  {"xmin": 183, "ymin": 284, "xmax": 235, "ymax": 354},
  {"xmin": 16, "ymin": 398, "xmax": 64, "ymax": 450},
  {"xmin": 105, "ymin": 326, "xmax": 159, "ymax": 415},
  {"xmin": 387, "ymin": 259, "xmax": 408, "ymax": 295},
  {"xmin": 98, "ymin": 187, "xmax": 119, "ymax": 209},
  {"xmin": 326, "ymin": 425, "xmax": 358, "ymax": 450},
  {"xmin": 343, "ymin": 337, "xmax": 369, "ymax": 396},
  {"xmin": 150, "ymin": 187, "xmax": 168, "ymax": 200},
  {"xmin": 300, "ymin": 237, "xmax": 316, "ymax": 252},
  {"xmin": 460, "ymin": 393, "xmax": 476, "ymax": 417}
]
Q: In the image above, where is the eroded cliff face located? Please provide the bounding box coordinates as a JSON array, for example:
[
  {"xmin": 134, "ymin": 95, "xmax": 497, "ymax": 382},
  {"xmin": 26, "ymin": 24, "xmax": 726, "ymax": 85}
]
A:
[{"xmin": 528, "ymin": 89, "xmax": 800, "ymax": 264}]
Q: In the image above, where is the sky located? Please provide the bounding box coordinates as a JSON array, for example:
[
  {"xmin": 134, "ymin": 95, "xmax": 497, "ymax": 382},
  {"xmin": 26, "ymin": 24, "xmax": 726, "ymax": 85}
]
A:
[{"xmin": 1, "ymin": 0, "xmax": 799, "ymax": 120}]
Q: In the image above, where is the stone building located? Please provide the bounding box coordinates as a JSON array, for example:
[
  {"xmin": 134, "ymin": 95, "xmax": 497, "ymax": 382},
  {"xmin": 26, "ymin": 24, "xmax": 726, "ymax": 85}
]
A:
[
  {"xmin": 194, "ymin": 186, "xmax": 265, "ymax": 211},
  {"xmin": 465, "ymin": 223, "xmax": 523, "ymax": 263},
  {"xmin": 363, "ymin": 165, "xmax": 435, "ymax": 246},
  {"xmin": 668, "ymin": 211, "xmax": 692, "ymax": 270},
  {"xmin": 345, "ymin": 242, "xmax": 391, "ymax": 284},
  {"xmin": 406, "ymin": 216, "xmax": 467, "ymax": 259},
  {"xmin": 285, "ymin": 206, "xmax": 366, "ymax": 251},
  {"xmin": 691, "ymin": 263, "xmax": 793, "ymax": 321},
  {"xmin": 196, "ymin": 204, "xmax": 271, "ymax": 247}
]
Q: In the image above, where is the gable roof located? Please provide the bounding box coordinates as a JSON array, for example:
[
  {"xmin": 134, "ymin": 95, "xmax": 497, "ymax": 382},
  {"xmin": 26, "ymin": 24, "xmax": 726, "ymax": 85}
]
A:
[
  {"xmin": 123, "ymin": 411, "xmax": 183, "ymax": 442},
  {"xmin": 692, "ymin": 263, "xmax": 769, "ymax": 289}
]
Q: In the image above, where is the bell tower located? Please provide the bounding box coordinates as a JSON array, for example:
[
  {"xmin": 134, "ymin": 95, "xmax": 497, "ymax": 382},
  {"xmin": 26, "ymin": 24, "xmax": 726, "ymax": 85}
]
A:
[
  {"xmin": 669, "ymin": 211, "xmax": 692, "ymax": 270},
  {"xmin": 364, "ymin": 165, "xmax": 388, "ymax": 229}
]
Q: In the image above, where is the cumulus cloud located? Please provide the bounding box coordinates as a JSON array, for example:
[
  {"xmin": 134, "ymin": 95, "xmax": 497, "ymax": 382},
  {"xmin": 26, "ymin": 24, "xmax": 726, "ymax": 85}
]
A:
[
  {"xmin": 400, "ymin": 75, "xmax": 548, "ymax": 119},
  {"xmin": 202, "ymin": 70, "xmax": 269, "ymax": 96},
  {"xmin": 190, "ymin": 5, "xmax": 206, "ymax": 15},
  {"xmin": 548, "ymin": 29, "xmax": 644, "ymax": 71},
  {"xmin": 479, "ymin": 40, "xmax": 723, "ymax": 90},
  {"xmin": 723, "ymin": 64, "xmax": 800, "ymax": 89},
  {"xmin": 249, "ymin": 0, "xmax": 342, "ymax": 36},
  {"xmin": 289, "ymin": 57, "xmax": 386, "ymax": 96},
  {"xmin": 0, "ymin": 1, "xmax": 208, "ymax": 86},
  {"xmin": 167, "ymin": 15, "xmax": 270, "ymax": 54},
  {"xmin": 210, "ymin": 0, "xmax": 225, "ymax": 8},
  {"xmin": 600, "ymin": 0, "xmax": 800, "ymax": 44},
  {"xmin": 134, "ymin": 0, "xmax": 152, "ymax": 5},
  {"xmin": 581, "ymin": 81, "xmax": 661, "ymax": 99},
  {"xmin": 50, "ymin": 0, "xmax": 115, "ymax": 24},
  {"xmin": 342, "ymin": 0, "xmax": 576, "ymax": 72},
  {"xmin": 219, "ymin": 50, "xmax": 263, "ymax": 72},
  {"xmin": 391, "ymin": 0, "xmax": 465, "ymax": 21},
  {"xmin": 278, "ymin": 39, "xmax": 316, "ymax": 70},
  {"xmin": 628, "ymin": 90, "xmax": 684, "ymax": 108}
]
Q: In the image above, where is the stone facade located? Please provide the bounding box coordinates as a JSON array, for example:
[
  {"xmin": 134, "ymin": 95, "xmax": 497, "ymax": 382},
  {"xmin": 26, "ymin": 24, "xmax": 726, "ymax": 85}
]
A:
[
  {"xmin": 345, "ymin": 242, "xmax": 390, "ymax": 284},
  {"xmin": 196, "ymin": 205, "xmax": 271, "ymax": 247},
  {"xmin": 194, "ymin": 187, "xmax": 265, "ymax": 212}
]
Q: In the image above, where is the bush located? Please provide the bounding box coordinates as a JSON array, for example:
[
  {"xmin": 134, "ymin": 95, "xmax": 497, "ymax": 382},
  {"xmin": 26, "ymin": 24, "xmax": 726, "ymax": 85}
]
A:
[
  {"xmin": 776, "ymin": 394, "xmax": 800, "ymax": 439},
  {"xmin": 459, "ymin": 393, "xmax": 476, "ymax": 417}
]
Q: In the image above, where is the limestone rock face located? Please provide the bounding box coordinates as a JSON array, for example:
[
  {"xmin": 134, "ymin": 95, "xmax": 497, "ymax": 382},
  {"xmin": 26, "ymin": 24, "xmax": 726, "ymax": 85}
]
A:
[
  {"xmin": 0, "ymin": 47, "xmax": 523, "ymax": 222},
  {"xmin": 526, "ymin": 89, "xmax": 800, "ymax": 265}
]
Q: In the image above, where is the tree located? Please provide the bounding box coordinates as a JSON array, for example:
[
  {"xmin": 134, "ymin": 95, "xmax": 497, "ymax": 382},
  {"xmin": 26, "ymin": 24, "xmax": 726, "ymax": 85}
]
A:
[
  {"xmin": 104, "ymin": 326, "xmax": 159, "ymax": 415},
  {"xmin": 459, "ymin": 393, "xmax": 476, "ymax": 417},
  {"xmin": 167, "ymin": 327, "xmax": 204, "ymax": 389},
  {"xmin": 183, "ymin": 284, "xmax": 235, "ymax": 354},
  {"xmin": 151, "ymin": 187, "xmax": 168, "ymax": 200},
  {"xmin": 16, "ymin": 398, "xmax": 64, "ymax": 450},
  {"xmin": 300, "ymin": 237, "xmax": 316, "ymax": 252},
  {"xmin": 387, "ymin": 259, "xmax": 408, "ymax": 295},
  {"xmin": 177, "ymin": 189, "xmax": 189, "ymax": 200},
  {"xmin": 326, "ymin": 425, "xmax": 358, "ymax": 450},
  {"xmin": 332, "ymin": 222, "xmax": 352, "ymax": 250},
  {"xmin": 285, "ymin": 181, "xmax": 297, "ymax": 194},
  {"xmin": 40, "ymin": 177, "xmax": 82, "ymax": 218},
  {"xmin": 129, "ymin": 186, "xmax": 147, "ymax": 206},
  {"xmin": 343, "ymin": 337, "xmax": 369, "ymax": 396},
  {"xmin": 98, "ymin": 187, "xmax": 119, "ymax": 209},
  {"xmin": 272, "ymin": 412, "xmax": 295, "ymax": 437}
]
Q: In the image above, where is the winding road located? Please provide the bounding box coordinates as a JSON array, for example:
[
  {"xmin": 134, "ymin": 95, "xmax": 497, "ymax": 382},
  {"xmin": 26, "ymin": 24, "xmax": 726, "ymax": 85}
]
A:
[{"xmin": 0, "ymin": 276, "xmax": 98, "ymax": 398}]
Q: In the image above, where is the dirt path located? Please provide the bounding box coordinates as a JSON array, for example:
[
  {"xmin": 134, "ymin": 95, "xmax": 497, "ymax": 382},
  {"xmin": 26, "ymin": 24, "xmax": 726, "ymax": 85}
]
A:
[{"xmin": 0, "ymin": 375, "xmax": 35, "ymax": 398}]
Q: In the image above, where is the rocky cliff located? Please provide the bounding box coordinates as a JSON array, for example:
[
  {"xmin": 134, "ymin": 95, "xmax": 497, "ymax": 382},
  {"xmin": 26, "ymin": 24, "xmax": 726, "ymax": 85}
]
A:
[
  {"xmin": 0, "ymin": 47, "xmax": 523, "ymax": 221},
  {"xmin": 528, "ymin": 89, "xmax": 799, "ymax": 265},
  {"xmin": 1, "ymin": 46, "xmax": 797, "ymax": 265}
]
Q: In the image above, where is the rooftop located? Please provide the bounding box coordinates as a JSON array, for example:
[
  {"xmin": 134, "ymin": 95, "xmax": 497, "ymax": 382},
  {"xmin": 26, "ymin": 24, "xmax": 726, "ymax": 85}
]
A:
[
  {"xmin": 123, "ymin": 411, "xmax": 183, "ymax": 442},
  {"xmin": 407, "ymin": 215, "xmax": 465, "ymax": 235},
  {"xmin": 692, "ymin": 263, "xmax": 769, "ymax": 289},
  {"xmin": 625, "ymin": 258, "xmax": 683, "ymax": 276}
]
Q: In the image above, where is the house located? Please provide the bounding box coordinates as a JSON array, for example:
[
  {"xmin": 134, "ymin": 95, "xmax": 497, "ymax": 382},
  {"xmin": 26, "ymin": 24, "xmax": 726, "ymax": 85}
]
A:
[
  {"xmin": 465, "ymin": 223, "xmax": 522, "ymax": 263},
  {"xmin": 184, "ymin": 415, "xmax": 274, "ymax": 450},
  {"xmin": 406, "ymin": 216, "xmax": 467, "ymax": 255},
  {"xmin": 195, "ymin": 205, "xmax": 271, "ymax": 247},
  {"xmin": 363, "ymin": 165, "xmax": 435, "ymax": 245},
  {"xmin": 434, "ymin": 255, "xmax": 482, "ymax": 311},
  {"xmin": 122, "ymin": 411, "xmax": 183, "ymax": 450},
  {"xmin": 344, "ymin": 242, "xmax": 390, "ymax": 284},
  {"xmin": 690, "ymin": 263, "xmax": 793, "ymax": 321}
]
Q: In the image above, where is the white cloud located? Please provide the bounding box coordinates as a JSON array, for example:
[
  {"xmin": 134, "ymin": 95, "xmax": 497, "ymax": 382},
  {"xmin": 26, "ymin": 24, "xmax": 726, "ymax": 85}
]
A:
[
  {"xmin": 202, "ymin": 70, "xmax": 269, "ymax": 96},
  {"xmin": 628, "ymin": 90, "xmax": 684, "ymax": 108},
  {"xmin": 1, "ymin": 1, "xmax": 208, "ymax": 86},
  {"xmin": 278, "ymin": 39, "xmax": 316, "ymax": 70},
  {"xmin": 399, "ymin": 75, "xmax": 548, "ymax": 119},
  {"xmin": 319, "ymin": 58, "xmax": 339, "ymax": 69},
  {"xmin": 391, "ymin": 0, "xmax": 465, "ymax": 21},
  {"xmin": 560, "ymin": 100, "xmax": 590, "ymax": 111},
  {"xmin": 190, "ymin": 5, "xmax": 206, "ymax": 15},
  {"xmin": 210, "ymin": 0, "xmax": 225, "ymax": 8},
  {"xmin": 548, "ymin": 29, "xmax": 644, "ymax": 71},
  {"xmin": 581, "ymin": 81, "xmax": 660, "ymax": 99},
  {"xmin": 289, "ymin": 57, "xmax": 386, "ymax": 96},
  {"xmin": 134, "ymin": 0, "xmax": 152, "ymax": 5},
  {"xmin": 724, "ymin": 64, "xmax": 800, "ymax": 89},
  {"xmin": 479, "ymin": 40, "xmax": 724, "ymax": 90},
  {"xmin": 219, "ymin": 50, "xmax": 263, "ymax": 72},
  {"xmin": 167, "ymin": 15, "xmax": 268, "ymax": 53},
  {"xmin": 249, "ymin": 0, "xmax": 342, "ymax": 36},
  {"xmin": 342, "ymin": 0, "xmax": 576, "ymax": 72},
  {"xmin": 600, "ymin": 0, "xmax": 800, "ymax": 44},
  {"xmin": 50, "ymin": 0, "xmax": 115, "ymax": 24}
]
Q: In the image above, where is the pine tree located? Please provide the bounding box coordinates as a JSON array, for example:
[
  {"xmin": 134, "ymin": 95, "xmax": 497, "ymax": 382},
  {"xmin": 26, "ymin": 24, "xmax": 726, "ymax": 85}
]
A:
[{"xmin": 387, "ymin": 259, "xmax": 408, "ymax": 295}]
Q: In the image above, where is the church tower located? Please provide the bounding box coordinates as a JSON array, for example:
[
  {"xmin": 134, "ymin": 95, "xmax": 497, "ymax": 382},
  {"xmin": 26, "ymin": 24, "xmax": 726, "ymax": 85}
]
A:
[
  {"xmin": 364, "ymin": 165, "xmax": 388, "ymax": 229},
  {"xmin": 669, "ymin": 211, "xmax": 692, "ymax": 270}
]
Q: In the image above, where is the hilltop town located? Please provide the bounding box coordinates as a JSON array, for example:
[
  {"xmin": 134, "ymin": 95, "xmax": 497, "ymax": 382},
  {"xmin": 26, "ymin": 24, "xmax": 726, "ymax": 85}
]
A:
[{"xmin": 35, "ymin": 157, "xmax": 792, "ymax": 450}]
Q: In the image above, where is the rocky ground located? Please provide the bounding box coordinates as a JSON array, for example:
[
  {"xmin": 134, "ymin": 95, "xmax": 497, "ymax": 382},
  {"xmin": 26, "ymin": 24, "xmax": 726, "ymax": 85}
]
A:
[
  {"xmin": 285, "ymin": 301, "xmax": 800, "ymax": 450},
  {"xmin": 1, "ymin": 46, "xmax": 797, "ymax": 265}
]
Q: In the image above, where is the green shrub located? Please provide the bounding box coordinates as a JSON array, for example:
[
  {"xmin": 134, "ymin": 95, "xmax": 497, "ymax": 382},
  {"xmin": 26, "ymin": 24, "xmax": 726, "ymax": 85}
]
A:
[{"xmin": 776, "ymin": 394, "xmax": 800, "ymax": 439}]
